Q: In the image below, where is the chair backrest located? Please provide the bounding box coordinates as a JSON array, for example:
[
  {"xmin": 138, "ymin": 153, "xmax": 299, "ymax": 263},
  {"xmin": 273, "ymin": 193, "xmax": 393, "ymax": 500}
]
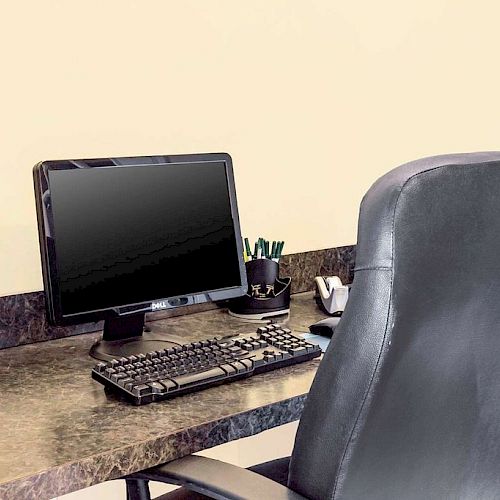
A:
[{"xmin": 289, "ymin": 152, "xmax": 500, "ymax": 499}]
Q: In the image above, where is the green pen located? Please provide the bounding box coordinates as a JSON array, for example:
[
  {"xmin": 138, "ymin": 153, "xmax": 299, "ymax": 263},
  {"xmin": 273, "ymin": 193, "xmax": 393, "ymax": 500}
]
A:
[
  {"xmin": 259, "ymin": 239, "xmax": 265, "ymax": 259},
  {"xmin": 276, "ymin": 241, "xmax": 285, "ymax": 260},
  {"xmin": 271, "ymin": 241, "xmax": 277, "ymax": 259},
  {"xmin": 272, "ymin": 241, "xmax": 281, "ymax": 262},
  {"xmin": 244, "ymin": 238, "xmax": 252, "ymax": 258},
  {"xmin": 253, "ymin": 242, "xmax": 258, "ymax": 260}
]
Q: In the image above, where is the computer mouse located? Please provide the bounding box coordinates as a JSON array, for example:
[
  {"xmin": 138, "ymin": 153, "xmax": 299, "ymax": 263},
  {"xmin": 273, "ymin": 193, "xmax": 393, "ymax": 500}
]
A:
[{"xmin": 309, "ymin": 316, "xmax": 341, "ymax": 337}]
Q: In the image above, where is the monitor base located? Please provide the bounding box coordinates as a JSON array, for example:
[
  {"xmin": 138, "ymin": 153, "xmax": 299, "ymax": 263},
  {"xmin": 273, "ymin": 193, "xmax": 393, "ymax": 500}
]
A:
[
  {"xmin": 90, "ymin": 332, "xmax": 184, "ymax": 361},
  {"xmin": 89, "ymin": 313, "xmax": 184, "ymax": 361}
]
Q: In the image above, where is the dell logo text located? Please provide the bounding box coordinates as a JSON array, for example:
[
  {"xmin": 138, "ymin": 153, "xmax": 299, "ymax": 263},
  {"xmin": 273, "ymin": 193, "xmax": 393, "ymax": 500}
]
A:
[{"xmin": 151, "ymin": 301, "xmax": 168, "ymax": 311}]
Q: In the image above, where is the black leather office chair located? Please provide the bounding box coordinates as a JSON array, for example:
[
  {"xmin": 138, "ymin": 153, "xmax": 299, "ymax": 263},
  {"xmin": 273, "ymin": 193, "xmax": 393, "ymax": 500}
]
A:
[{"xmin": 126, "ymin": 152, "xmax": 500, "ymax": 499}]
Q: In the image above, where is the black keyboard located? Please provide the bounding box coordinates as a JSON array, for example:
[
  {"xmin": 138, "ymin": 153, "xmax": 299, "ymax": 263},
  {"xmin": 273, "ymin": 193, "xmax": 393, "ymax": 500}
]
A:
[{"xmin": 91, "ymin": 324, "xmax": 321, "ymax": 405}]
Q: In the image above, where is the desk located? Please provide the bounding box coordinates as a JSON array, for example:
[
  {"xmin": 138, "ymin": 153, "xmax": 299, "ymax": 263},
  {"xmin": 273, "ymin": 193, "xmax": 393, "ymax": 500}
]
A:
[{"xmin": 0, "ymin": 292, "xmax": 326, "ymax": 500}]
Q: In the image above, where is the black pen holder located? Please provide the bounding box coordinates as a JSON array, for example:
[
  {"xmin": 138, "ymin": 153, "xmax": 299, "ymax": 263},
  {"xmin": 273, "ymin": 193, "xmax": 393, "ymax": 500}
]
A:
[{"xmin": 228, "ymin": 259, "xmax": 291, "ymax": 319}]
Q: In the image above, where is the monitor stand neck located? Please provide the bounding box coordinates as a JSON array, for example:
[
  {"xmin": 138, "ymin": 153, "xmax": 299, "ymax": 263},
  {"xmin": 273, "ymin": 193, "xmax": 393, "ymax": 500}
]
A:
[
  {"xmin": 89, "ymin": 312, "xmax": 185, "ymax": 361},
  {"xmin": 102, "ymin": 313, "xmax": 146, "ymax": 341}
]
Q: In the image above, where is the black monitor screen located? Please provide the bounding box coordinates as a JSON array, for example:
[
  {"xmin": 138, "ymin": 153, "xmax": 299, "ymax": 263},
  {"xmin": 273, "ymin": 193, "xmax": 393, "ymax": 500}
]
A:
[{"xmin": 47, "ymin": 161, "xmax": 242, "ymax": 315}]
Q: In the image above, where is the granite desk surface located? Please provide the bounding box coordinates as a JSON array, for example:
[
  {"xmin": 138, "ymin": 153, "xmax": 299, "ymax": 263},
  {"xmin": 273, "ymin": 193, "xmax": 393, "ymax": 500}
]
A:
[{"xmin": 0, "ymin": 292, "xmax": 327, "ymax": 500}]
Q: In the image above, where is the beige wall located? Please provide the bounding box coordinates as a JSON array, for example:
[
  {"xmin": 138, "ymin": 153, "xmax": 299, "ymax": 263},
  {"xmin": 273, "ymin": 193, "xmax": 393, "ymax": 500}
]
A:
[{"xmin": 2, "ymin": 1, "xmax": 500, "ymax": 296}]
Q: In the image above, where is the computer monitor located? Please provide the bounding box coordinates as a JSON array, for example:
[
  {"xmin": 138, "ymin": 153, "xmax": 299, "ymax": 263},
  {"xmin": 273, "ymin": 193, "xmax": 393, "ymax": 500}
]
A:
[{"xmin": 33, "ymin": 153, "xmax": 247, "ymax": 360}]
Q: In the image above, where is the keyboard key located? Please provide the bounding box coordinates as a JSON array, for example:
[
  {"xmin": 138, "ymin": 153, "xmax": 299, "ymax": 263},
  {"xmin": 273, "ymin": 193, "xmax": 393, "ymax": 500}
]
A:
[
  {"xmin": 118, "ymin": 377, "xmax": 134, "ymax": 387},
  {"xmin": 231, "ymin": 361, "xmax": 250, "ymax": 373},
  {"xmin": 288, "ymin": 347, "xmax": 307, "ymax": 355},
  {"xmin": 230, "ymin": 346, "xmax": 247, "ymax": 354},
  {"xmin": 111, "ymin": 373, "xmax": 127, "ymax": 382},
  {"xmin": 252, "ymin": 356, "xmax": 266, "ymax": 368},
  {"xmin": 220, "ymin": 364, "xmax": 237, "ymax": 375},
  {"xmin": 147, "ymin": 382, "xmax": 167, "ymax": 394},
  {"xmin": 172, "ymin": 367, "xmax": 226, "ymax": 388},
  {"xmin": 160, "ymin": 379, "xmax": 177, "ymax": 391},
  {"xmin": 238, "ymin": 359, "xmax": 253, "ymax": 369},
  {"xmin": 132, "ymin": 384, "xmax": 151, "ymax": 396}
]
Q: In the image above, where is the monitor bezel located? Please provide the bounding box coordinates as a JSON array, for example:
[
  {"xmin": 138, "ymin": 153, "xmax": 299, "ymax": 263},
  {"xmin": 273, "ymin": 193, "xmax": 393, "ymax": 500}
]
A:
[{"xmin": 33, "ymin": 152, "xmax": 248, "ymax": 326}]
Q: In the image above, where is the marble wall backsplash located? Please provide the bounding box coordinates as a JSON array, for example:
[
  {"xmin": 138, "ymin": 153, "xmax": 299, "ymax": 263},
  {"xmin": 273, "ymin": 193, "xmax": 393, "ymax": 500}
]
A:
[
  {"xmin": 0, "ymin": 245, "xmax": 355, "ymax": 350},
  {"xmin": 279, "ymin": 245, "xmax": 356, "ymax": 294}
]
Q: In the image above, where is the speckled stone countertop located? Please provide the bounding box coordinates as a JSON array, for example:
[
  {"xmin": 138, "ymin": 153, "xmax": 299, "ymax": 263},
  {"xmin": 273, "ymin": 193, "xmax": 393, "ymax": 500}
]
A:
[{"xmin": 0, "ymin": 292, "xmax": 327, "ymax": 500}]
